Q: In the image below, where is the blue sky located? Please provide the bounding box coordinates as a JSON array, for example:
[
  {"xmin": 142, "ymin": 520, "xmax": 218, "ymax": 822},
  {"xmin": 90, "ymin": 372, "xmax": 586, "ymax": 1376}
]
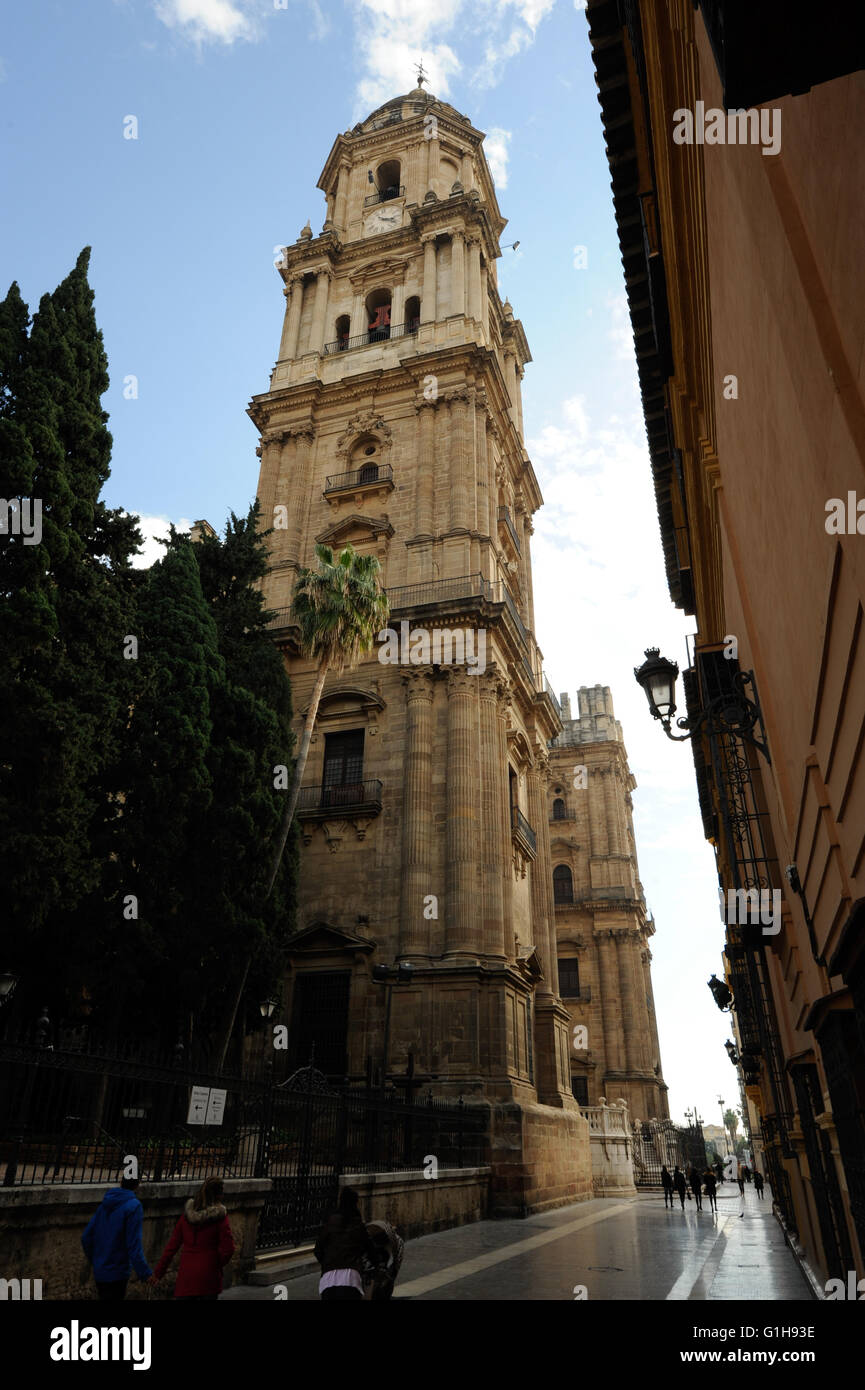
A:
[{"xmin": 1, "ymin": 0, "xmax": 739, "ymax": 1131}]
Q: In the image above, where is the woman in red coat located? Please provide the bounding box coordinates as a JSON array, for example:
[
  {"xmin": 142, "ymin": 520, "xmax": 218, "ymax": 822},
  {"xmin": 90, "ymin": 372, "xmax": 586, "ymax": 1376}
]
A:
[{"xmin": 152, "ymin": 1177, "xmax": 235, "ymax": 1299}]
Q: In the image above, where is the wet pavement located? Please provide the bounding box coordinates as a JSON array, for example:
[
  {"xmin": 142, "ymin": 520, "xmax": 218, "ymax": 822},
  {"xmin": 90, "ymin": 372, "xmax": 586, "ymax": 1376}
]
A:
[{"xmin": 223, "ymin": 1184, "xmax": 812, "ymax": 1301}]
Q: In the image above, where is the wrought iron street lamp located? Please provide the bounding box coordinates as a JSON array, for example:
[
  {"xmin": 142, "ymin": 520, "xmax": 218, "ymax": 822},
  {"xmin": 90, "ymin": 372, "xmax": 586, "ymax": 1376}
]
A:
[
  {"xmin": 708, "ymin": 974, "xmax": 733, "ymax": 1011},
  {"xmin": 634, "ymin": 647, "xmax": 771, "ymax": 761},
  {"xmin": 724, "ymin": 1039, "xmax": 740, "ymax": 1065}
]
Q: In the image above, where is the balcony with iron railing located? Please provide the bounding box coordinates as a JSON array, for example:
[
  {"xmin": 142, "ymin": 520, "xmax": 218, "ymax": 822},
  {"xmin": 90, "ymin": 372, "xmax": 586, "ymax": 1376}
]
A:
[
  {"xmin": 322, "ymin": 320, "xmax": 419, "ymax": 357},
  {"xmin": 324, "ymin": 462, "xmax": 394, "ymax": 496},
  {"xmin": 497, "ymin": 505, "xmax": 521, "ymax": 554},
  {"xmin": 296, "ymin": 779, "xmax": 383, "ymax": 818},
  {"xmin": 511, "ymin": 804, "xmax": 537, "ymax": 859},
  {"xmin": 363, "ymin": 185, "xmax": 405, "ymax": 207}
]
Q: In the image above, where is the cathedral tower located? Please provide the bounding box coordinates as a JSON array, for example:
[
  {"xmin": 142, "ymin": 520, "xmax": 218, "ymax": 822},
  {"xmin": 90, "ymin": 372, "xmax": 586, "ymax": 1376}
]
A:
[
  {"xmin": 250, "ymin": 83, "xmax": 590, "ymax": 1213},
  {"xmin": 548, "ymin": 687, "xmax": 669, "ymax": 1121}
]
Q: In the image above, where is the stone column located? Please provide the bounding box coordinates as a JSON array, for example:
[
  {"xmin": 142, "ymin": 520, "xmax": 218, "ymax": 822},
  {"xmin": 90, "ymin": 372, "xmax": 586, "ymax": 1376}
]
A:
[
  {"xmin": 351, "ymin": 288, "xmax": 366, "ymax": 338},
  {"xmin": 391, "ymin": 282, "xmax": 405, "ymax": 333},
  {"xmin": 522, "ymin": 516, "xmax": 536, "ymax": 633},
  {"xmin": 272, "ymin": 433, "xmax": 297, "ymax": 567},
  {"xmin": 461, "ymin": 150, "xmax": 473, "ymax": 191},
  {"xmin": 257, "ymin": 432, "xmax": 283, "ymax": 546},
  {"xmin": 450, "ymin": 231, "xmax": 466, "ymax": 317},
  {"xmin": 604, "ymin": 765, "xmax": 623, "ymax": 856},
  {"xmin": 415, "ymin": 400, "xmax": 436, "ymax": 538},
  {"xmin": 279, "ymin": 278, "xmax": 304, "ymax": 362},
  {"xmin": 422, "ymin": 237, "xmax": 437, "ymax": 322},
  {"xmin": 290, "ymin": 427, "xmax": 315, "ymax": 567},
  {"xmin": 467, "ymin": 238, "xmax": 482, "ymax": 322},
  {"xmin": 504, "ymin": 350, "xmax": 518, "ymax": 422},
  {"xmin": 445, "ymin": 670, "xmax": 480, "ymax": 956},
  {"xmin": 448, "ymin": 393, "xmax": 471, "ymax": 532},
  {"xmin": 597, "ymin": 931, "xmax": 623, "ymax": 1072},
  {"xmin": 515, "ymin": 365, "xmax": 525, "ymax": 436},
  {"xmin": 616, "ymin": 930, "xmax": 638, "ymax": 1073},
  {"xmin": 487, "ymin": 420, "xmax": 499, "ymax": 543},
  {"xmin": 527, "ymin": 766, "xmax": 553, "ymax": 999},
  {"xmin": 480, "ymin": 261, "xmax": 489, "ymax": 339},
  {"xmin": 334, "ymin": 160, "xmax": 351, "ymax": 233},
  {"xmin": 309, "ymin": 269, "xmax": 330, "ymax": 353},
  {"xmin": 496, "ymin": 680, "xmax": 514, "ymax": 951},
  {"xmin": 399, "ymin": 672, "xmax": 435, "ymax": 957},
  {"xmin": 426, "ymin": 134, "xmax": 439, "ymax": 193},
  {"xmin": 479, "ymin": 670, "xmax": 506, "ymax": 958},
  {"xmin": 536, "ymin": 754, "xmax": 561, "ymax": 999},
  {"xmin": 475, "ymin": 402, "xmax": 490, "ymax": 537}
]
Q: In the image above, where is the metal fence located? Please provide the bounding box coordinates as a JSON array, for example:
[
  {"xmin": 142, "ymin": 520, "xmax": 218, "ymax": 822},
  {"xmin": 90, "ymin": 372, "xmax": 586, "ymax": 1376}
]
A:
[
  {"xmin": 0, "ymin": 1039, "xmax": 489, "ymax": 1250},
  {"xmin": 631, "ymin": 1118, "xmax": 706, "ymax": 1187}
]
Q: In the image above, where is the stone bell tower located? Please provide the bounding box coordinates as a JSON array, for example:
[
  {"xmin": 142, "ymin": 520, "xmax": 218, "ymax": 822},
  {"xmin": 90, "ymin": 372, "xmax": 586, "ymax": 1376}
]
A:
[{"xmin": 249, "ymin": 82, "xmax": 591, "ymax": 1214}]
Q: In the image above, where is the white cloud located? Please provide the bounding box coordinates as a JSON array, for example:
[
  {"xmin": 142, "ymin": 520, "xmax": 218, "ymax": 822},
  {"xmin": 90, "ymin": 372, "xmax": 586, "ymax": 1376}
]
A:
[
  {"xmin": 473, "ymin": 0, "xmax": 555, "ymax": 87},
  {"xmin": 153, "ymin": 0, "xmax": 256, "ymax": 45},
  {"xmin": 484, "ymin": 126, "xmax": 511, "ymax": 190},
  {"xmin": 131, "ymin": 514, "xmax": 195, "ymax": 569}
]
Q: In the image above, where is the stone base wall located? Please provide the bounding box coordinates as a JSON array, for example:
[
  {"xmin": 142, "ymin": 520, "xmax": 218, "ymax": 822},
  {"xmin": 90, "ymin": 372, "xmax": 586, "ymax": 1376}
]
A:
[
  {"xmin": 581, "ymin": 1101, "xmax": 638, "ymax": 1196},
  {"xmin": 340, "ymin": 1167, "xmax": 489, "ymax": 1240},
  {"xmin": 0, "ymin": 1179, "xmax": 270, "ymax": 1300},
  {"xmin": 489, "ymin": 1102, "xmax": 592, "ymax": 1217}
]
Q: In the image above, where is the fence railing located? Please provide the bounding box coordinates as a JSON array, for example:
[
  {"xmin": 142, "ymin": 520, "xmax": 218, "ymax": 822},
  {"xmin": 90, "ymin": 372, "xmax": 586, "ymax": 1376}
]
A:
[
  {"xmin": 324, "ymin": 462, "xmax": 394, "ymax": 494},
  {"xmin": 296, "ymin": 779, "xmax": 383, "ymax": 814},
  {"xmin": 322, "ymin": 320, "xmax": 419, "ymax": 356},
  {"xmin": 511, "ymin": 804, "xmax": 537, "ymax": 856}
]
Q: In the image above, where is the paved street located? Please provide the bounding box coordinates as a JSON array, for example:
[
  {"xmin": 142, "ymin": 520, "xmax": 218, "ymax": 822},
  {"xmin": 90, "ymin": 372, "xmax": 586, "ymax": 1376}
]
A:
[{"xmin": 224, "ymin": 1185, "xmax": 812, "ymax": 1301}]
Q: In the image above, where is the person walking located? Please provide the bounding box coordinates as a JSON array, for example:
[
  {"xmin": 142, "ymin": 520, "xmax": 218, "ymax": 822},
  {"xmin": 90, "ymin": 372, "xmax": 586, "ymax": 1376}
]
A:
[
  {"xmin": 314, "ymin": 1187, "xmax": 383, "ymax": 1301},
  {"xmin": 661, "ymin": 1165, "xmax": 674, "ymax": 1208},
  {"xmin": 689, "ymin": 1166, "xmax": 703, "ymax": 1211},
  {"xmin": 753, "ymin": 1170, "xmax": 765, "ymax": 1199},
  {"xmin": 362, "ymin": 1219, "xmax": 404, "ymax": 1301},
  {"xmin": 737, "ymin": 1166, "xmax": 746, "ymax": 1197},
  {"xmin": 81, "ymin": 1176, "xmax": 153, "ymax": 1300},
  {"xmin": 151, "ymin": 1176, "xmax": 235, "ymax": 1299},
  {"xmin": 673, "ymin": 1165, "xmax": 687, "ymax": 1211},
  {"xmin": 714, "ymin": 1156, "xmax": 724, "ymax": 1185},
  {"xmin": 703, "ymin": 1168, "xmax": 718, "ymax": 1213},
  {"xmin": 742, "ymin": 1164, "xmax": 751, "ymax": 1183}
]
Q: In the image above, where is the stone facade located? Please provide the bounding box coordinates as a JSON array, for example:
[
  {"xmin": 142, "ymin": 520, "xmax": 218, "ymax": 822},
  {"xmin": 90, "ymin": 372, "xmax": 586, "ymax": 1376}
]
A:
[
  {"xmin": 249, "ymin": 85, "xmax": 591, "ymax": 1213},
  {"xmin": 548, "ymin": 686, "xmax": 669, "ymax": 1121}
]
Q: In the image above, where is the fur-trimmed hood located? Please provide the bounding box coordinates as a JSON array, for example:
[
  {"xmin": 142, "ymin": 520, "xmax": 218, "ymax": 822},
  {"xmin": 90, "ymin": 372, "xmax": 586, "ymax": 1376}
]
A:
[{"xmin": 184, "ymin": 1198, "xmax": 227, "ymax": 1225}]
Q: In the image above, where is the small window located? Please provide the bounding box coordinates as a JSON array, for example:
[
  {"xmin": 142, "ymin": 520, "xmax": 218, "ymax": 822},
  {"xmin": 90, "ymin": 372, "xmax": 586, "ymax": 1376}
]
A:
[
  {"xmin": 558, "ymin": 958, "xmax": 580, "ymax": 997},
  {"xmin": 335, "ymin": 314, "xmax": 350, "ymax": 349},
  {"xmin": 553, "ymin": 864, "xmax": 574, "ymax": 905},
  {"xmin": 553, "ymin": 798, "xmax": 566, "ymax": 820},
  {"xmin": 376, "ymin": 159, "xmax": 401, "ymax": 200},
  {"xmin": 571, "ymin": 1076, "xmax": 589, "ymax": 1106},
  {"xmin": 366, "ymin": 288, "xmax": 392, "ymax": 342},
  {"xmin": 359, "ymin": 464, "xmax": 379, "ymax": 484}
]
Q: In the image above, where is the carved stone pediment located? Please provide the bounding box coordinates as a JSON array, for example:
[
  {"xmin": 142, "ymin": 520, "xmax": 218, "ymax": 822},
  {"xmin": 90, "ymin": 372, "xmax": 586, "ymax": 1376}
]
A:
[
  {"xmin": 286, "ymin": 921, "xmax": 375, "ymax": 956},
  {"xmin": 315, "ymin": 514, "xmax": 394, "ymax": 548}
]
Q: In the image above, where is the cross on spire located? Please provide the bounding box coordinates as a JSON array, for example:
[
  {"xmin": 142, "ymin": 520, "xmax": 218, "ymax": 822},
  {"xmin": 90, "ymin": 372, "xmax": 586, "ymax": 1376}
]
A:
[{"xmin": 416, "ymin": 60, "xmax": 428, "ymax": 89}]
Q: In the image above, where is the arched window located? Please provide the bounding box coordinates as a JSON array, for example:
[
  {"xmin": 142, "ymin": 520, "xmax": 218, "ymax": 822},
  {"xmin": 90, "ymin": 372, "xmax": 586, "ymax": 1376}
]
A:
[
  {"xmin": 375, "ymin": 159, "xmax": 401, "ymax": 201},
  {"xmin": 335, "ymin": 314, "xmax": 351, "ymax": 350},
  {"xmin": 405, "ymin": 295, "xmax": 421, "ymax": 332},
  {"xmin": 350, "ymin": 435, "xmax": 381, "ymax": 484},
  {"xmin": 553, "ymin": 864, "xmax": 574, "ymax": 905},
  {"xmin": 553, "ymin": 798, "xmax": 566, "ymax": 820},
  {"xmin": 366, "ymin": 288, "xmax": 391, "ymax": 342}
]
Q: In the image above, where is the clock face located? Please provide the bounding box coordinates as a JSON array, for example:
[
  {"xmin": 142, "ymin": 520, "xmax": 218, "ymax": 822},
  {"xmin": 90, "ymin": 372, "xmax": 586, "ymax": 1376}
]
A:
[{"xmin": 365, "ymin": 205, "xmax": 401, "ymax": 235}]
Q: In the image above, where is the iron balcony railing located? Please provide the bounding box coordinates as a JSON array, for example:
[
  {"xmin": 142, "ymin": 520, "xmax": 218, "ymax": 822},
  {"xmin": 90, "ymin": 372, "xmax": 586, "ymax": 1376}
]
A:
[
  {"xmin": 385, "ymin": 573, "xmax": 531, "ymax": 650},
  {"xmin": 265, "ymin": 606, "xmax": 298, "ymax": 631},
  {"xmin": 363, "ymin": 185, "xmax": 405, "ymax": 207},
  {"xmin": 297, "ymin": 779, "xmax": 383, "ymax": 814},
  {"xmin": 511, "ymin": 805, "xmax": 537, "ymax": 856},
  {"xmin": 543, "ymin": 676, "xmax": 562, "ymax": 718},
  {"xmin": 324, "ymin": 462, "xmax": 394, "ymax": 494},
  {"xmin": 497, "ymin": 505, "xmax": 521, "ymax": 553},
  {"xmin": 322, "ymin": 320, "xmax": 419, "ymax": 356}
]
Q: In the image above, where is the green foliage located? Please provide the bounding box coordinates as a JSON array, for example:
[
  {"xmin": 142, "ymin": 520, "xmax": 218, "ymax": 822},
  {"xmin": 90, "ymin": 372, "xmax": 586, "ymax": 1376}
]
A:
[{"xmin": 293, "ymin": 541, "xmax": 389, "ymax": 673}]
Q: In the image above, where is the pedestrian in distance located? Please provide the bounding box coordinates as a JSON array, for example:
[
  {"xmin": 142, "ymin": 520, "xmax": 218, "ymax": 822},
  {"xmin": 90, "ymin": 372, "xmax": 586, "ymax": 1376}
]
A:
[
  {"xmin": 703, "ymin": 1168, "xmax": 718, "ymax": 1213},
  {"xmin": 673, "ymin": 1165, "xmax": 687, "ymax": 1210},
  {"xmin": 314, "ymin": 1186, "xmax": 385, "ymax": 1301},
  {"xmin": 742, "ymin": 1164, "xmax": 751, "ymax": 1183},
  {"xmin": 753, "ymin": 1170, "xmax": 765, "ymax": 1199},
  {"xmin": 151, "ymin": 1176, "xmax": 235, "ymax": 1299},
  {"xmin": 737, "ymin": 1168, "xmax": 746, "ymax": 1197},
  {"xmin": 81, "ymin": 1176, "xmax": 153, "ymax": 1301},
  {"xmin": 689, "ymin": 1166, "xmax": 703, "ymax": 1210},
  {"xmin": 713, "ymin": 1156, "xmax": 724, "ymax": 1185},
  {"xmin": 661, "ymin": 1165, "xmax": 674, "ymax": 1209}
]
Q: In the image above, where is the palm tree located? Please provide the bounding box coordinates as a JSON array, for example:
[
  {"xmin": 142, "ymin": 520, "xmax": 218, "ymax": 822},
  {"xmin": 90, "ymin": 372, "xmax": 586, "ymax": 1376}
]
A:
[
  {"xmin": 215, "ymin": 544, "xmax": 388, "ymax": 1069},
  {"xmin": 263, "ymin": 542, "xmax": 389, "ymax": 896},
  {"xmin": 724, "ymin": 1107, "xmax": 739, "ymax": 1146}
]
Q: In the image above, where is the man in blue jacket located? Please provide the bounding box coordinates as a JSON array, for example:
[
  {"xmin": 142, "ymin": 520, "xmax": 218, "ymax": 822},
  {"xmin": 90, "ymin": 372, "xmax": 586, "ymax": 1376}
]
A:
[{"xmin": 81, "ymin": 1177, "xmax": 153, "ymax": 1300}]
